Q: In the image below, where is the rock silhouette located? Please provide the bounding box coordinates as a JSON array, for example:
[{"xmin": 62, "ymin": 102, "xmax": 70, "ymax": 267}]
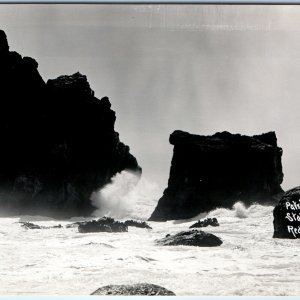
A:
[
  {"xmin": 150, "ymin": 130, "xmax": 283, "ymax": 221},
  {"xmin": 273, "ymin": 187, "xmax": 300, "ymax": 239},
  {"xmin": 0, "ymin": 30, "xmax": 141, "ymax": 217}
]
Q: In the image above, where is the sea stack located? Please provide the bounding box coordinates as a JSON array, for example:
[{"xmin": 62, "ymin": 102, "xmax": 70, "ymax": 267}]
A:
[
  {"xmin": 0, "ymin": 30, "xmax": 141, "ymax": 217},
  {"xmin": 149, "ymin": 130, "xmax": 283, "ymax": 221}
]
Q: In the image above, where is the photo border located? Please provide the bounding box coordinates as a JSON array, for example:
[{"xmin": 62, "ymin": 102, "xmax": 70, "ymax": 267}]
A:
[{"xmin": 0, "ymin": 1, "xmax": 298, "ymax": 299}]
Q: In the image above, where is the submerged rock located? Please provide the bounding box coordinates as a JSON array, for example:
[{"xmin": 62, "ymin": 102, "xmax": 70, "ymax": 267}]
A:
[
  {"xmin": 65, "ymin": 221, "xmax": 84, "ymax": 228},
  {"xmin": 124, "ymin": 220, "xmax": 152, "ymax": 229},
  {"xmin": 20, "ymin": 222, "xmax": 41, "ymax": 229},
  {"xmin": 273, "ymin": 187, "xmax": 300, "ymax": 239},
  {"xmin": 189, "ymin": 218, "xmax": 219, "ymax": 228},
  {"xmin": 91, "ymin": 283, "xmax": 175, "ymax": 295},
  {"xmin": 156, "ymin": 230, "xmax": 222, "ymax": 247},
  {"xmin": 149, "ymin": 130, "xmax": 283, "ymax": 221},
  {"xmin": 0, "ymin": 30, "xmax": 141, "ymax": 218},
  {"xmin": 78, "ymin": 217, "xmax": 127, "ymax": 233},
  {"xmin": 20, "ymin": 222, "xmax": 62, "ymax": 229}
]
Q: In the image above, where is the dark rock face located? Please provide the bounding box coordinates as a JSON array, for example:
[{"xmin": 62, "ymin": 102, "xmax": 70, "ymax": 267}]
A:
[
  {"xmin": 189, "ymin": 218, "xmax": 219, "ymax": 229},
  {"xmin": 273, "ymin": 187, "xmax": 300, "ymax": 239},
  {"xmin": 149, "ymin": 130, "xmax": 283, "ymax": 221},
  {"xmin": 156, "ymin": 230, "xmax": 222, "ymax": 247},
  {"xmin": 0, "ymin": 30, "xmax": 141, "ymax": 218},
  {"xmin": 78, "ymin": 217, "xmax": 128, "ymax": 233},
  {"xmin": 124, "ymin": 220, "xmax": 152, "ymax": 229},
  {"xmin": 91, "ymin": 283, "xmax": 175, "ymax": 296}
]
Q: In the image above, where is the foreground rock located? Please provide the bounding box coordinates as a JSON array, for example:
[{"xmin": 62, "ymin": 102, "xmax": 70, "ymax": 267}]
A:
[
  {"xmin": 189, "ymin": 218, "xmax": 219, "ymax": 228},
  {"xmin": 0, "ymin": 30, "xmax": 141, "ymax": 218},
  {"xmin": 149, "ymin": 130, "xmax": 283, "ymax": 221},
  {"xmin": 20, "ymin": 222, "xmax": 62, "ymax": 229},
  {"xmin": 124, "ymin": 220, "xmax": 152, "ymax": 229},
  {"xmin": 156, "ymin": 230, "xmax": 222, "ymax": 247},
  {"xmin": 91, "ymin": 283, "xmax": 175, "ymax": 296},
  {"xmin": 273, "ymin": 187, "xmax": 300, "ymax": 239},
  {"xmin": 78, "ymin": 217, "xmax": 127, "ymax": 233}
]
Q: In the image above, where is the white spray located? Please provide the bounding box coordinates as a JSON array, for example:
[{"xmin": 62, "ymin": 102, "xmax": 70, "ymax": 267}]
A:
[{"xmin": 90, "ymin": 170, "xmax": 161, "ymax": 220}]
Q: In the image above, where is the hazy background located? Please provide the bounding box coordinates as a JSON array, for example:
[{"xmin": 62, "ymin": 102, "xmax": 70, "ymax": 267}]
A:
[{"xmin": 0, "ymin": 4, "xmax": 299, "ymax": 192}]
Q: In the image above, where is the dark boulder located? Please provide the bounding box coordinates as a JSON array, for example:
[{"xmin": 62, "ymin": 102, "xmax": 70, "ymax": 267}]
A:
[
  {"xmin": 0, "ymin": 30, "xmax": 141, "ymax": 218},
  {"xmin": 78, "ymin": 217, "xmax": 128, "ymax": 233},
  {"xmin": 189, "ymin": 217, "xmax": 219, "ymax": 228},
  {"xmin": 156, "ymin": 230, "xmax": 222, "ymax": 247},
  {"xmin": 149, "ymin": 130, "xmax": 283, "ymax": 221},
  {"xmin": 273, "ymin": 187, "xmax": 300, "ymax": 239},
  {"xmin": 91, "ymin": 283, "xmax": 175, "ymax": 295},
  {"xmin": 124, "ymin": 220, "xmax": 152, "ymax": 229}
]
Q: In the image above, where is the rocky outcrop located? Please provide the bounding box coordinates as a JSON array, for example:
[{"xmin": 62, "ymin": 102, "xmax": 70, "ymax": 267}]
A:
[
  {"xmin": 149, "ymin": 130, "xmax": 283, "ymax": 221},
  {"xmin": 66, "ymin": 217, "xmax": 152, "ymax": 231},
  {"xmin": 273, "ymin": 187, "xmax": 300, "ymax": 239},
  {"xmin": 124, "ymin": 220, "xmax": 152, "ymax": 229},
  {"xmin": 91, "ymin": 283, "xmax": 175, "ymax": 295},
  {"xmin": 78, "ymin": 217, "xmax": 127, "ymax": 233},
  {"xmin": 0, "ymin": 30, "xmax": 141, "ymax": 218},
  {"xmin": 156, "ymin": 230, "xmax": 222, "ymax": 247},
  {"xmin": 189, "ymin": 218, "xmax": 219, "ymax": 228}
]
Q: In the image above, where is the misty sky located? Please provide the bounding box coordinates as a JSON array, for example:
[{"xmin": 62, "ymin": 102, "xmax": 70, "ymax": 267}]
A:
[{"xmin": 1, "ymin": 4, "xmax": 300, "ymax": 192}]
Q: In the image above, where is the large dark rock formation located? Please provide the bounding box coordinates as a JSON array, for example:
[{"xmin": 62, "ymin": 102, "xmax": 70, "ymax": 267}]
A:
[
  {"xmin": 150, "ymin": 130, "xmax": 283, "ymax": 221},
  {"xmin": 273, "ymin": 187, "xmax": 300, "ymax": 239},
  {"xmin": 156, "ymin": 230, "xmax": 223, "ymax": 247},
  {"xmin": 91, "ymin": 283, "xmax": 175, "ymax": 295},
  {"xmin": 0, "ymin": 30, "xmax": 141, "ymax": 217}
]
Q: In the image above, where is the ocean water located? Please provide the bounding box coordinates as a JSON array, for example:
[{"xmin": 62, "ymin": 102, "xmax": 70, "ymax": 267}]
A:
[{"xmin": 0, "ymin": 171, "xmax": 299, "ymax": 296}]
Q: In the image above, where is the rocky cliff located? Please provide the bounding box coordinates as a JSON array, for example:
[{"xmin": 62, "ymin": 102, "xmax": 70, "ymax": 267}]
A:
[
  {"xmin": 149, "ymin": 130, "xmax": 283, "ymax": 221},
  {"xmin": 0, "ymin": 30, "xmax": 141, "ymax": 217}
]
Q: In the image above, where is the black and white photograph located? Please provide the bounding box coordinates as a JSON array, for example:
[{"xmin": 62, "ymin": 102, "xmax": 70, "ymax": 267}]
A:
[{"xmin": 0, "ymin": 3, "xmax": 300, "ymax": 295}]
